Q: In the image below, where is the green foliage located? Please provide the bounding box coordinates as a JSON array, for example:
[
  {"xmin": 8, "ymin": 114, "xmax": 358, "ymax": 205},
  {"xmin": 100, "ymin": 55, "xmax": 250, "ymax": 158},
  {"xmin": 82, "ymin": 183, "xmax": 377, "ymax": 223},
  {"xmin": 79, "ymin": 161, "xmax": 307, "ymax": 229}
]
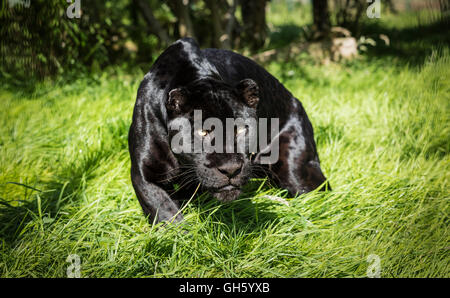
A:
[{"xmin": 0, "ymin": 0, "xmax": 153, "ymax": 79}]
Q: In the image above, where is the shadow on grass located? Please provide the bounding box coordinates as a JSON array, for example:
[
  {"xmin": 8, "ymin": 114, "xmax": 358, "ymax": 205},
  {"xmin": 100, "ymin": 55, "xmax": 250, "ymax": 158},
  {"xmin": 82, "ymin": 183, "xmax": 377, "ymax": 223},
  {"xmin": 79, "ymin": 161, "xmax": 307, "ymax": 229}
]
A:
[
  {"xmin": 265, "ymin": 16, "xmax": 449, "ymax": 68},
  {"xmin": 360, "ymin": 18, "xmax": 450, "ymax": 66},
  {"xmin": 0, "ymin": 147, "xmax": 114, "ymax": 244},
  {"xmin": 0, "ymin": 64, "xmax": 145, "ymax": 99},
  {"xmin": 187, "ymin": 179, "xmax": 285, "ymax": 234},
  {"xmin": 268, "ymin": 24, "xmax": 308, "ymax": 49}
]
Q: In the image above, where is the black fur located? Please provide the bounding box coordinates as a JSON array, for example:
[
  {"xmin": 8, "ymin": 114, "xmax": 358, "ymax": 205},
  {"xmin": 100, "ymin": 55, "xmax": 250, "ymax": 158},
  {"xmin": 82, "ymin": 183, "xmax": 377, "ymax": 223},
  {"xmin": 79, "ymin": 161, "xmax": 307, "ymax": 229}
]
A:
[{"xmin": 128, "ymin": 38, "xmax": 330, "ymax": 223}]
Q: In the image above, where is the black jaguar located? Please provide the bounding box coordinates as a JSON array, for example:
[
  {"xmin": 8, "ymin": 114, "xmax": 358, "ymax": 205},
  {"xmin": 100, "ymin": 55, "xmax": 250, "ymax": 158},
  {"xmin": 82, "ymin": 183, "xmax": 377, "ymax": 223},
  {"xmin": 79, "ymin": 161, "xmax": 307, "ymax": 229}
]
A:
[{"xmin": 128, "ymin": 38, "xmax": 330, "ymax": 223}]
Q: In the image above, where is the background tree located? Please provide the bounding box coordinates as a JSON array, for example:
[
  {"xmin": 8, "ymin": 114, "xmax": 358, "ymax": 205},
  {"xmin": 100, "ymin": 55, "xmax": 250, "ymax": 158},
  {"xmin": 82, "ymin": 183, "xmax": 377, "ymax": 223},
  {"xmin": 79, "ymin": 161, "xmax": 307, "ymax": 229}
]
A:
[
  {"xmin": 332, "ymin": 0, "xmax": 367, "ymax": 36},
  {"xmin": 133, "ymin": 0, "xmax": 172, "ymax": 45},
  {"xmin": 241, "ymin": 0, "xmax": 269, "ymax": 50},
  {"xmin": 167, "ymin": 0, "xmax": 196, "ymax": 39},
  {"xmin": 9, "ymin": 0, "xmax": 432, "ymax": 79},
  {"xmin": 312, "ymin": 0, "xmax": 331, "ymax": 39}
]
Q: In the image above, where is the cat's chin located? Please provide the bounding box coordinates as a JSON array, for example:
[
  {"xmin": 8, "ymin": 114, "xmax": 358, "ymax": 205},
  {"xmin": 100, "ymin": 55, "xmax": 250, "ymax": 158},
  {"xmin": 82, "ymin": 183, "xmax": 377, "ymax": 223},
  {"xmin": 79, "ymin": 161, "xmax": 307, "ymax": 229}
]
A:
[{"xmin": 212, "ymin": 186, "xmax": 241, "ymax": 203}]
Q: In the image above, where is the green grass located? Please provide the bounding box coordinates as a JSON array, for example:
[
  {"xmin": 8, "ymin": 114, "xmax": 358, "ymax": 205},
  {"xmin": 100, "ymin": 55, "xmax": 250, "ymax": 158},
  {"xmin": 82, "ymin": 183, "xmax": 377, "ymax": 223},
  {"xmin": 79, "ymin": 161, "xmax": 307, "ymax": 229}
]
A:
[{"xmin": 1, "ymin": 11, "xmax": 449, "ymax": 277}]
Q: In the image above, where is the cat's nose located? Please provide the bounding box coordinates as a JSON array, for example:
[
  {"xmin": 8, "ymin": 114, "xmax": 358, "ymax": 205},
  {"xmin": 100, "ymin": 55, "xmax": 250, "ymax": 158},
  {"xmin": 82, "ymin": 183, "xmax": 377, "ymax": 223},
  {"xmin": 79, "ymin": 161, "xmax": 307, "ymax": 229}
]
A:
[{"xmin": 217, "ymin": 163, "xmax": 242, "ymax": 178}]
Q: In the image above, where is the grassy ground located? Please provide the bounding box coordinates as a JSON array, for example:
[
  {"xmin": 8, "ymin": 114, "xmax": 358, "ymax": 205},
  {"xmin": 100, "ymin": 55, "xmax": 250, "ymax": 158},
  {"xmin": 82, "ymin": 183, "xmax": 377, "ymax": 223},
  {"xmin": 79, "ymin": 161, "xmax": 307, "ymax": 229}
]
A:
[{"xmin": 0, "ymin": 7, "xmax": 449, "ymax": 277}]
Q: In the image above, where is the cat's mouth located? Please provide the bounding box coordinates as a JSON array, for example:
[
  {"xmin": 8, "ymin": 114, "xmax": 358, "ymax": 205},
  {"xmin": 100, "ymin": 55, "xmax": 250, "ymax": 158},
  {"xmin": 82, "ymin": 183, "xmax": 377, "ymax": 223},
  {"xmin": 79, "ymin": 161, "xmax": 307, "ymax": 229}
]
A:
[
  {"xmin": 219, "ymin": 185, "xmax": 237, "ymax": 191},
  {"xmin": 211, "ymin": 185, "xmax": 241, "ymax": 202}
]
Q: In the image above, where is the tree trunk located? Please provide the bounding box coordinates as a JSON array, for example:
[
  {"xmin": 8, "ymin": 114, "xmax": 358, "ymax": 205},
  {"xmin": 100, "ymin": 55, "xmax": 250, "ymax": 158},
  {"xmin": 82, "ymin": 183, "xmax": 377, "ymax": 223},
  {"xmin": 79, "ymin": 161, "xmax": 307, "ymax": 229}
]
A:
[
  {"xmin": 206, "ymin": 0, "xmax": 225, "ymax": 48},
  {"xmin": 312, "ymin": 0, "xmax": 331, "ymax": 39},
  {"xmin": 223, "ymin": 0, "xmax": 238, "ymax": 49},
  {"xmin": 133, "ymin": 0, "xmax": 172, "ymax": 45},
  {"xmin": 241, "ymin": 0, "xmax": 268, "ymax": 51},
  {"xmin": 168, "ymin": 0, "xmax": 196, "ymax": 39}
]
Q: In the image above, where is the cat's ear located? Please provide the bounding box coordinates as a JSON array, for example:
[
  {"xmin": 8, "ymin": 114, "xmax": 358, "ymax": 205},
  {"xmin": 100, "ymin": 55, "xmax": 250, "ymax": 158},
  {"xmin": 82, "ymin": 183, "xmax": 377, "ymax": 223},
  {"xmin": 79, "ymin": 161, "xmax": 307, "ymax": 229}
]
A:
[
  {"xmin": 236, "ymin": 79, "xmax": 259, "ymax": 108},
  {"xmin": 166, "ymin": 88, "xmax": 188, "ymax": 114}
]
